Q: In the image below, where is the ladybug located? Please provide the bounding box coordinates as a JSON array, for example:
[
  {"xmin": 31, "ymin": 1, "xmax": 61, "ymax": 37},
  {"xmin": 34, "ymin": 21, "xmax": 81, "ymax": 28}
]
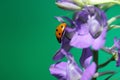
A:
[{"xmin": 55, "ymin": 23, "xmax": 67, "ymax": 43}]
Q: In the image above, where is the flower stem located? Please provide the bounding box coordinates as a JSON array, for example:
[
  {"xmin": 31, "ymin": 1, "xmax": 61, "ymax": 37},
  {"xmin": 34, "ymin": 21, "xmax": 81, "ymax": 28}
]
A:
[
  {"xmin": 98, "ymin": 56, "xmax": 114, "ymax": 69},
  {"xmin": 99, "ymin": 71, "xmax": 115, "ymax": 76},
  {"xmin": 92, "ymin": 50, "xmax": 98, "ymax": 80},
  {"xmin": 100, "ymin": 71, "xmax": 116, "ymax": 80}
]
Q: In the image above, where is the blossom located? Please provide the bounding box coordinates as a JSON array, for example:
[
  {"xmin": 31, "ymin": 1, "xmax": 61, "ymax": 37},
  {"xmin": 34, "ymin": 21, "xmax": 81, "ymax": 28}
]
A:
[
  {"xmin": 50, "ymin": 49, "xmax": 96, "ymax": 80},
  {"xmin": 70, "ymin": 6, "xmax": 107, "ymax": 50}
]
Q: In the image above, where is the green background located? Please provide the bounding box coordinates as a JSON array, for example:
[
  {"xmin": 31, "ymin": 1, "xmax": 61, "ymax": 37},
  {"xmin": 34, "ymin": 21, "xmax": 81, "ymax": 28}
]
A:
[{"xmin": 0, "ymin": 0, "xmax": 120, "ymax": 80}]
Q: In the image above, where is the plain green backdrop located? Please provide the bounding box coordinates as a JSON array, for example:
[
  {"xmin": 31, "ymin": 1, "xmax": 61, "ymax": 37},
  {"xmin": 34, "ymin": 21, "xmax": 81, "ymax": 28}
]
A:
[{"xmin": 0, "ymin": 0, "xmax": 120, "ymax": 80}]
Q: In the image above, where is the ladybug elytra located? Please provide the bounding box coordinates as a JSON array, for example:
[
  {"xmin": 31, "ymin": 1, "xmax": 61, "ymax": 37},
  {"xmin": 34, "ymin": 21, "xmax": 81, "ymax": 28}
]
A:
[{"xmin": 55, "ymin": 23, "xmax": 67, "ymax": 43}]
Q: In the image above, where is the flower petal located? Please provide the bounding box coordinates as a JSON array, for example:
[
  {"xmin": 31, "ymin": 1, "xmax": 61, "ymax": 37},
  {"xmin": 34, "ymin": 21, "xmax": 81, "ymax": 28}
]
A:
[
  {"xmin": 70, "ymin": 31, "xmax": 94, "ymax": 48},
  {"xmin": 87, "ymin": 15, "xmax": 101, "ymax": 38},
  {"xmin": 49, "ymin": 62, "xmax": 67, "ymax": 79},
  {"xmin": 53, "ymin": 49, "xmax": 65, "ymax": 61},
  {"xmin": 67, "ymin": 61, "xmax": 82, "ymax": 80},
  {"xmin": 67, "ymin": 65, "xmax": 82, "ymax": 80},
  {"xmin": 116, "ymin": 50, "xmax": 120, "ymax": 67},
  {"xmin": 84, "ymin": 56, "xmax": 93, "ymax": 68},
  {"xmin": 81, "ymin": 62, "xmax": 96, "ymax": 80},
  {"xmin": 114, "ymin": 37, "xmax": 120, "ymax": 49},
  {"xmin": 80, "ymin": 47, "xmax": 93, "ymax": 68},
  {"xmin": 53, "ymin": 36, "xmax": 71, "ymax": 61},
  {"xmin": 92, "ymin": 28, "xmax": 107, "ymax": 50},
  {"xmin": 56, "ymin": 2, "xmax": 81, "ymax": 10}
]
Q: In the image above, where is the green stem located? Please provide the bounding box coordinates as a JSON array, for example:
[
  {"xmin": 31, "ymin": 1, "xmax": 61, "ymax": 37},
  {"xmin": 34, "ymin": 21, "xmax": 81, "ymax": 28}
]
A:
[
  {"xmin": 92, "ymin": 50, "xmax": 98, "ymax": 80},
  {"xmin": 98, "ymin": 56, "xmax": 114, "ymax": 69},
  {"xmin": 100, "ymin": 71, "xmax": 115, "ymax": 80},
  {"xmin": 99, "ymin": 71, "xmax": 115, "ymax": 76}
]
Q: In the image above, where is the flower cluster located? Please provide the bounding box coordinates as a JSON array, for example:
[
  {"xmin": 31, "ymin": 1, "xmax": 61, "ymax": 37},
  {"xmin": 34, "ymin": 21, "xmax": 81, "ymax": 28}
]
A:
[
  {"xmin": 50, "ymin": 49, "xmax": 96, "ymax": 80},
  {"xmin": 49, "ymin": 0, "xmax": 120, "ymax": 80}
]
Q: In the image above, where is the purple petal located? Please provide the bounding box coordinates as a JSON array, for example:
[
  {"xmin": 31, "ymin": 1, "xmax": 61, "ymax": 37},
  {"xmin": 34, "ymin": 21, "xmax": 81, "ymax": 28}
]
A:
[
  {"xmin": 112, "ymin": 38, "xmax": 120, "ymax": 67},
  {"xmin": 53, "ymin": 36, "xmax": 71, "ymax": 61},
  {"xmin": 66, "ymin": 61, "xmax": 82, "ymax": 80},
  {"xmin": 77, "ymin": 23, "xmax": 89, "ymax": 35},
  {"xmin": 87, "ymin": 15, "xmax": 101, "ymax": 38},
  {"xmin": 92, "ymin": 28, "xmax": 107, "ymax": 50},
  {"xmin": 80, "ymin": 48, "xmax": 93, "ymax": 68},
  {"xmin": 70, "ymin": 31, "xmax": 94, "ymax": 48},
  {"xmin": 114, "ymin": 37, "xmax": 120, "ymax": 49},
  {"xmin": 49, "ymin": 62, "xmax": 67, "ymax": 79},
  {"xmin": 116, "ymin": 50, "xmax": 120, "ymax": 67},
  {"xmin": 73, "ymin": 8, "xmax": 89, "ymax": 26},
  {"xmin": 94, "ymin": 7, "xmax": 107, "ymax": 27},
  {"xmin": 66, "ymin": 65, "xmax": 82, "ymax": 80},
  {"xmin": 74, "ymin": 6, "xmax": 107, "ymax": 28},
  {"xmin": 53, "ymin": 49, "xmax": 65, "ymax": 61},
  {"xmin": 84, "ymin": 56, "xmax": 93, "ymax": 68},
  {"xmin": 70, "ymin": 23, "xmax": 93, "ymax": 49},
  {"xmin": 81, "ymin": 62, "xmax": 96, "ymax": 80}
]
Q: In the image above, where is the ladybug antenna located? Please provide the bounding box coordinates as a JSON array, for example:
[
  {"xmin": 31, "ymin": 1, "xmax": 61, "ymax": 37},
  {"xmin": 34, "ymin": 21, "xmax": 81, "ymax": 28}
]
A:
[{"xmin": 54, "ymin": 16, "xmax": 64, "ymax": 23}]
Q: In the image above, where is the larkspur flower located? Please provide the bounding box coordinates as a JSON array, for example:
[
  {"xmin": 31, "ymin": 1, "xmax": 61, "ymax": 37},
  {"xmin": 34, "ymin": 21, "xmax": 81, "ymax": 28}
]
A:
[
  {"xmin": 50, "ymin": 49, "xmax": 96, "ymax": 80},
  {"xmin": 70, "ymin": 6, "xmax": 107, "ymax": 50}
]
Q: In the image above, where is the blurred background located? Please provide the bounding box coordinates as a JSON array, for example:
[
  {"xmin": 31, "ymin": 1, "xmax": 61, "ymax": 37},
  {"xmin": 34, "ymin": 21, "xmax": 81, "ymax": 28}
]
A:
[{"xmin": 0, "ymin": 0, "xmax": 120, "ymax": 80}]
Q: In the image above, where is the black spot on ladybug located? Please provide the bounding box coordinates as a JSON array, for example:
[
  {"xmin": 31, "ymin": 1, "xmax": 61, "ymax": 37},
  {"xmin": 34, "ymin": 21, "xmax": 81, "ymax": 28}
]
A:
[
  {"xmin": 56, "ymin": 29, "xmax": 58, "ymax": 31},
  {"xmin": 59, "ymin": 33, "xmax": 61, "ymax": 35},
  {"xmin": 61, "ymin": 26, "xmax": 63, "ymax": 28}
]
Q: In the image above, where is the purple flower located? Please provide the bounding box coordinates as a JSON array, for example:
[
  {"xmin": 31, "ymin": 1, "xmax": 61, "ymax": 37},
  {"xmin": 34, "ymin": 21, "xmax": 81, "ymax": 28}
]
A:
[
  {"xmin": 70, "ymin": 6, "xmax": 107, "ymax": 50},
  {"xmin": 50, "ymin": 49, "xmax": 96, "ymax": 80},
  {"xmin": 113, "ymin": 37, "xmax": 120, "ymax": 66}
]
